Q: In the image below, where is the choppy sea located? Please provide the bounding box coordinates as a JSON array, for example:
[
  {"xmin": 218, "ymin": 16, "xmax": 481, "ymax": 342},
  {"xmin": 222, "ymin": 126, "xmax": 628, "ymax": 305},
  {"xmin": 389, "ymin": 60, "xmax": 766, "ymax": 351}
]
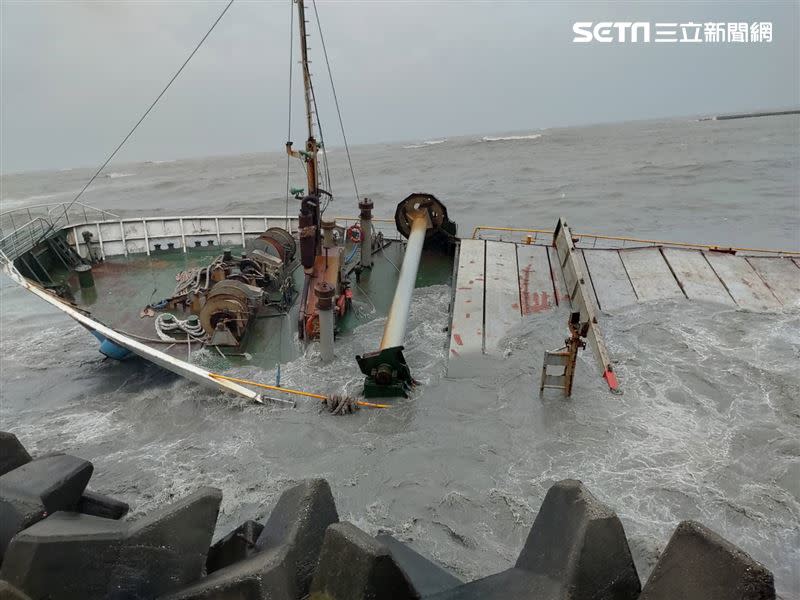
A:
[{"xmin": 1, "ymin": 115, "xmax": 799, "ymax": 597}]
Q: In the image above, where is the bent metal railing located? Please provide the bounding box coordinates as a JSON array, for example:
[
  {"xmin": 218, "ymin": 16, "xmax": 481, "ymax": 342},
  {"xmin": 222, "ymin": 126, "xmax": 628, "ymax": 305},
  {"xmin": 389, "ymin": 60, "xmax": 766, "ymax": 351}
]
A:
[
  {"xmin": 0, "ymin": 202, "xmax": 120, "ymax": 264},
  {"xmin": 471, "ymin": 225, "xmax": 800, "ymax": 257}
]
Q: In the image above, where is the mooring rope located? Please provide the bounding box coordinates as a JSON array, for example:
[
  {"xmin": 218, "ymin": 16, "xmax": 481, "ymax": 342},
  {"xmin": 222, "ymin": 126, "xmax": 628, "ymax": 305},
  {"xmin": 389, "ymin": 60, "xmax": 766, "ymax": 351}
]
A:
[{"xmin": 209, "ymin": 372, "xmax": 390, "ymax": 410}]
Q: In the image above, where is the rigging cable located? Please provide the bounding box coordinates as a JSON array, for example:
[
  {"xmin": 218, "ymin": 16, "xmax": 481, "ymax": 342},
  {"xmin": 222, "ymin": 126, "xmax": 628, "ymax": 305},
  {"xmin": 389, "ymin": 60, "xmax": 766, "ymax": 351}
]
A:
[
  {"xmin": 311, "ymin": 0, "xmax": 359, "ymax": 203},
  {"xmin": 284, "ymin": 0, "xmax": 294, "ymax": 230},
  {"xmin": 42, "ymin": 0, "xmax": 235, "ymax": 240}
]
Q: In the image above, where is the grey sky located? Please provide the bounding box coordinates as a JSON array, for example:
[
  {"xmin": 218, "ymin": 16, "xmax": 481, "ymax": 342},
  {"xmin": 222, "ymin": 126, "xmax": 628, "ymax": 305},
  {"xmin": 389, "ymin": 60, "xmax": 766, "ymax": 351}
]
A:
[{"xmin": 1, "ymin": 0, "xmax": 798, "ymax": 173}]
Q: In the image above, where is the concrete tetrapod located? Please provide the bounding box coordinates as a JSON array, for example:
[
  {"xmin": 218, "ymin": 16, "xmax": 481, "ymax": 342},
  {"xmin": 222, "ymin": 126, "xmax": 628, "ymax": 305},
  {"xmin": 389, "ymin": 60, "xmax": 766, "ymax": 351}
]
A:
[
  {"xmin": 162, "ymin": 478, "xmax": 339, "ymax": 600},
  {"xmin": 0, "ymin": 487, "xmax": 221, "ymax": 600},
  {"xmin": 426, "ymin": 479, "xmax": 641, "ymax": 600}
]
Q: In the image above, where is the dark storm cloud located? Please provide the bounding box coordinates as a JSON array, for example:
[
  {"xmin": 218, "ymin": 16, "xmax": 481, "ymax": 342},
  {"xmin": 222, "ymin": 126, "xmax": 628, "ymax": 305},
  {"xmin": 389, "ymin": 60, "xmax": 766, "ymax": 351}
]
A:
[{"xmin": 1, "ymin": 0, "xmax": 797, "ymax": 172}]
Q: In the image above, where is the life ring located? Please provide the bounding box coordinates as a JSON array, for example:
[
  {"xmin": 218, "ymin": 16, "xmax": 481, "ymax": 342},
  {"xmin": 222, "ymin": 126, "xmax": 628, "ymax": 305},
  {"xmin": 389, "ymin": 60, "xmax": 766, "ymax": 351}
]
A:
[{"xmin": 347, "ymin": 223, "xmax": 362, "ymax": 243}]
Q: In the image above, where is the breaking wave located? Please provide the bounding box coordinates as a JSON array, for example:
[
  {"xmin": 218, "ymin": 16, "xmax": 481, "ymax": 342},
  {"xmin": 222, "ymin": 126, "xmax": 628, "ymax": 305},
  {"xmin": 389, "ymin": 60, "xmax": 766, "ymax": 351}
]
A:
[
  {"xmin": 103, "ymin": 172, "xmax": 135, "ymax": 179},
  {"xmin": 482, "ymin": 133, "xmax": 542, "ymax": 142},
  {"xmin": 403, "ymin": 139, "xmax": 447, "ymax": 149}
]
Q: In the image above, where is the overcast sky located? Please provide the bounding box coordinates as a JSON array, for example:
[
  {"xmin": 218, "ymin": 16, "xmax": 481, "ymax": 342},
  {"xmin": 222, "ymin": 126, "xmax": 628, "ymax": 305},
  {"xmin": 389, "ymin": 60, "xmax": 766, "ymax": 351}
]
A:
[{"xmin": 1, "ymin": 0, "xmax": 798, "ymax": 173}]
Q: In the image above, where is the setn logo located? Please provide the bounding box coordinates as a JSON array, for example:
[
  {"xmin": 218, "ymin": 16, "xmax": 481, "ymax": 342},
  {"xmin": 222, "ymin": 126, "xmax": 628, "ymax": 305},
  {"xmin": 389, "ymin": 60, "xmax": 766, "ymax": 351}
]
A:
[{"xmin": 573, "ymin": 22, "xmax": 651, "ymax": 43}]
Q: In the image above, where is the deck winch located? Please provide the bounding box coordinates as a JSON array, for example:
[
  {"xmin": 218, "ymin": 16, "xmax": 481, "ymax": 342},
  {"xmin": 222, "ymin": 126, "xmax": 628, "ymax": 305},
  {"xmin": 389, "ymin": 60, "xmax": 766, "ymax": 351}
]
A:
[
  {"xmin": 146, "ymin": 227, "xmax": 296, "ymax": 347},
  {"xmin": 356, "ymin": 193, "xmax": 456, "ymax": 398}
]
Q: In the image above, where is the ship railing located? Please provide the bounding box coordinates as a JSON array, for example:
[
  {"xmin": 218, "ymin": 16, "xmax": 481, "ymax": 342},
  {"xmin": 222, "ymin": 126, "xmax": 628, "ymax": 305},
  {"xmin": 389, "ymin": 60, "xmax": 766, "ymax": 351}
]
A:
[
  {"xmin": 0, "ymin": 202, "xmax": 120, "ymax": 242},
  {"xmin": 471, "ymin": 225, "xmax": 800, "ymax": 257},
  {"xmin": 59, "ymin": 214, "xmax": 401, "ymax": 261},
  {"xmin": 0, "ymin": 217, "xmax": 54, "ymax": 264}
]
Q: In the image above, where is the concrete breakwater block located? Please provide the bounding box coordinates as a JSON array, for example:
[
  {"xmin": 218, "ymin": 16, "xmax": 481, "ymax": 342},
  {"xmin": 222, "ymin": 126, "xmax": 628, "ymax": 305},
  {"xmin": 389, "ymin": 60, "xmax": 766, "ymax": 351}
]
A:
[
  {"xmin": 309, "ymin": 522, "xmax": 417, "ymax": 600},
  {"xmin": 375, "ymin": 534, "xmax": 462, "ymax": 597},
  {"xmin": 0, "ymin": 454, "xmax": 93, "ymax": 561},
  {"xmin": 0, "ymin": 433, "xmax": 32, "ymax": 476},
  {"xmin": 206, "ymin": 520, "xmax": 264, "ymax": 573},
  {"xmin": 163, "ymin": 478, "xmax": 339, "ymax": 600},
  {"xmin": 76, "ymin": 490, "xmax": 130, "ymax": 520},
  {"xmin": 0, "ymin": 486, "xmax": 221, "ymax": 600},
  {"xmin": 639, "ymin": 520, "xmax": 776, "ymax": 600},
  {"xmin": 427, "ymin": 479, "xmax": 641, "ymax": 599},
  {"xmin": 0, "ymin": 431, "xmax": 129, "ymax": 522},
  {"xmin": 0, "ymin": 580, "xmax": 33, "ymax": 600}
]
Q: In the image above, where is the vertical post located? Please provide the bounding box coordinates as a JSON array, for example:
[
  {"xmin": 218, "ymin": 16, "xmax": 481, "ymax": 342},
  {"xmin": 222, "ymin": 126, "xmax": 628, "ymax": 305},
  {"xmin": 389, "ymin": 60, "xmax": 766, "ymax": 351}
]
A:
[
  {"xmin": 315, "ymin": 281, "xmax": 335, "ymax": 363},
  {"xmin": 296, "ymin": 0, "xmax": 318, "ymax": 197},
  {"xmin": 179, "ymin": 218, "xmax": 186, "ymax": 254},
  {"xmin": 359, "ymin": 198, "xmax": 373, "ymax": 269}
]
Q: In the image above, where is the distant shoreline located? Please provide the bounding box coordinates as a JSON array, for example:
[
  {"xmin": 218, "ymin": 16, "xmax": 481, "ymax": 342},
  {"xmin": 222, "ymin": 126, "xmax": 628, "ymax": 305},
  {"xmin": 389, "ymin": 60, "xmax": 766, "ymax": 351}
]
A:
[{"xmin": 700, "ymin": 109, "xmax": 800, "ymax": 122}]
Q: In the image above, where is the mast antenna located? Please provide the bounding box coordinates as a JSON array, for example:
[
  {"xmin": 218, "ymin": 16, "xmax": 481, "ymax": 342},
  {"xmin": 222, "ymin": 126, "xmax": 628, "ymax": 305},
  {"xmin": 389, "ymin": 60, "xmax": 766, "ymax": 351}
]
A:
[{"xmin": 286, "ymin": 0, "xmax": 319, "ymax": 197}]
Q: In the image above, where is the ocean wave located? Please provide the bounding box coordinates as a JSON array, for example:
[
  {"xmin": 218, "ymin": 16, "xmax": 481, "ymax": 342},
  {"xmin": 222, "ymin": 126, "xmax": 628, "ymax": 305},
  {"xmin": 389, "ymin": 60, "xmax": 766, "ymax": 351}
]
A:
[
  {"xmin": 403, "ymin": 139, "xmax": 447, "ymax": 149},
  {"xmin": 103, "ymin": 172, "xmax": 135, "ymax": 179},
  {"xmin": 481, "ymin": 133, "xmax": 542, "ymax": 143},
  {"xmin": 145, "ymin": 160, "xmax": 176, "ymax": 165},
  {"xmin": 0, "ymin": 192, "xmax": 63, "ymax": 206}
]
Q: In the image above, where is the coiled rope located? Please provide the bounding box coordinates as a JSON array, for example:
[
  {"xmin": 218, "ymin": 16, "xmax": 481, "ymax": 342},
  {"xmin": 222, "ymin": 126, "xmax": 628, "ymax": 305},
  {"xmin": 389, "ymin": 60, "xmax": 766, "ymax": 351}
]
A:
[{"xmin": 154, "ymin": 313, "xmax": 207, "ymax": 342}]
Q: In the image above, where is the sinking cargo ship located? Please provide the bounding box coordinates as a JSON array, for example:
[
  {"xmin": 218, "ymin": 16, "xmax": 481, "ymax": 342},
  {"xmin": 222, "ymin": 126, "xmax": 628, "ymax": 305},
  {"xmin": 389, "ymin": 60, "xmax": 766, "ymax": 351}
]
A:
[{"xmin": 1, "ymin": 1, "xmax": 799, "ymax": 407}]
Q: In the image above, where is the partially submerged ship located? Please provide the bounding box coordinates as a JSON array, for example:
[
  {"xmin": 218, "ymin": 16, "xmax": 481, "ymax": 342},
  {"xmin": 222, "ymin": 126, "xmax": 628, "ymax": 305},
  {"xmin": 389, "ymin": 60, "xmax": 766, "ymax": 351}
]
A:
[{"xmin": 1, "ymin": 1, "xmax": 799, "ymax": 407}]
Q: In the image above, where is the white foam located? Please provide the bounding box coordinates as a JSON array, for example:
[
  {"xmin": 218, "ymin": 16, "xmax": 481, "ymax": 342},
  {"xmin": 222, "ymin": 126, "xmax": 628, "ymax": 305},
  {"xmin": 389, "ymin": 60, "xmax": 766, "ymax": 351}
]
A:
[
  {"xmin": 403, "ymin": 139, "xmax": 447, "ymax": 149},
  {"xmin": 104, "ymin": 172, "xmax": 135, "ymax": 179},
  {"xmin": 481, "ymin": 133, "xmax": 542, "ymax": 142}
]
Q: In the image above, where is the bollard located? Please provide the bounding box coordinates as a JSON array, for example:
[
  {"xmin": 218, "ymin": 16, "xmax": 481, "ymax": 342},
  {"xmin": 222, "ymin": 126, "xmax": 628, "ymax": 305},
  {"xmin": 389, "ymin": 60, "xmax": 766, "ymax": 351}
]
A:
[
  {"xmin": 315, "ymin": 282, "xmax": 335, "ymax": 363},
  {"xmin": 74, "ymin": 264, "xmax": 94, "ymax": 289},
  {"xmin": 358, "ymin": 198, "xmax": 373, "ymax": 269}
]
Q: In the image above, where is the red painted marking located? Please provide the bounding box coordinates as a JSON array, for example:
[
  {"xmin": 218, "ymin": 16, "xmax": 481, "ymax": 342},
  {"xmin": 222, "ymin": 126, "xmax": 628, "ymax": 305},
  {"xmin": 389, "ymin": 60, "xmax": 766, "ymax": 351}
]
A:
[
  {"xmin": 450, "ymin": 348, "xmax": 460, "ymax": 356},
  {"xmin": 454, "ymin": 334, "xmax": 464, "ymax": 346},
  {"xmin": 520, "ymin": 262, "xmax": 556, "ymax": 315},
  {"xmin": 511, "ymin": 302, "xmax": 519, "ymax": 310},
  {"xmin": 603, "ymin": 369, "xmax": 619, "ymax": 391}
]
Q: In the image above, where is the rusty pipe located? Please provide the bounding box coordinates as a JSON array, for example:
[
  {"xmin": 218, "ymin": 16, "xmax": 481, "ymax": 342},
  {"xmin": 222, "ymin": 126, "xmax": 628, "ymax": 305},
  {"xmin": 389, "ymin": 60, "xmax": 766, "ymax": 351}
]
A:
[{"xmin": 379, "ymin": 209, "xmax": 430, "ymax": 349}]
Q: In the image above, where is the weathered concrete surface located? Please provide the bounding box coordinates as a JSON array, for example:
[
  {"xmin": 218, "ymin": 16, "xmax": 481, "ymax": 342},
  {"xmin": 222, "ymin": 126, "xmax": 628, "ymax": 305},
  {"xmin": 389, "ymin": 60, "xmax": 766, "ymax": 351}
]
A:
[
  {"xmin": 163, "ymin": 479, "xmax": 338, "ymax": 600},
  {"xmin": 0, "ymin": 487, "xmax": 221, "ymax": 600},
  {"xmin": 639, "ymin": 520, "xmax": 776, "ymax": 600},
  {"xmin": 0, "ymin": 580, "xmax": 33, "ymax": 600},
  {"xmin": 515, "ymin": 479, "xmax": 641, "ymax": 599},
  {"xmin": 206, "ymin": 520, "xmax": 264, "ymax": 574},
  {"xmin": 375, "ymin": 534, "xmax": 462, "ymax": 597},
  {"xmin": 76, "ymin": 490, "xmax": 129, "ymax": 520},
  {"xmin": 428, "ymin": 479, "xmax": 640, "ymax": 600},
  {"xmin": 0, "ymin": 433, "xmax": 31, "ymax": 476},
  {"xmin": 0, "ymin": 454, "xmax": 93, "ymax": 561},
  {"xmin": 309, "ymin": 523, "xmax": 416, "ymax": 600},
  {"xmin": 0, "ymin": 431, "xmax": 129, "ymax": 521}
]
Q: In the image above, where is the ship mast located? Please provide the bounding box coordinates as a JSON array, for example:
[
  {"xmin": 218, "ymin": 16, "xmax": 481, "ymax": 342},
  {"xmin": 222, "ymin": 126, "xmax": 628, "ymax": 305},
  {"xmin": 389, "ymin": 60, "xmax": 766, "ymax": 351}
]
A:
[{"xmin": 287, "ymin": 0, "xmax": 319, "ymax": 197}]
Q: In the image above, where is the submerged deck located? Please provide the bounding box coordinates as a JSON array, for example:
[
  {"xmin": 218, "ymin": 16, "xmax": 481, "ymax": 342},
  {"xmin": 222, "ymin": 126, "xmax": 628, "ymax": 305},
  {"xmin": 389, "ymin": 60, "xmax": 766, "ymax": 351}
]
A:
[
  {"xmin": 448, "ymin": 239, "xmax": 800, "ymax": 377},
  {"xmin": 50, "ymin": 241, "xmax": 453, "ymax": 370}
]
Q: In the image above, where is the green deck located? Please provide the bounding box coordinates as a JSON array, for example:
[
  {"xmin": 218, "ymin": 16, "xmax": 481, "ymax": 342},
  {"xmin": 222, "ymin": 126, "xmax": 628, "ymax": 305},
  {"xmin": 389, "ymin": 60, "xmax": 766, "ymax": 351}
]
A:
[{"xmin": 49, "ymin": 240, "xmax": 453, "ymax": 373}]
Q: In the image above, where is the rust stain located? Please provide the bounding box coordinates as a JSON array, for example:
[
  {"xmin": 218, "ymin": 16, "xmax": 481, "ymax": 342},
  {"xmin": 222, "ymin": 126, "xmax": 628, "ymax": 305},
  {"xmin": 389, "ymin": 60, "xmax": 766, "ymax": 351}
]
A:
[
  {"xmin": 465, "ymin": 313, "xmax": 470, "ymax": 319},
  {"xmin": 511, "ymin": 302, "xmax": 519, "ymax": 310},
  {"xmin": 520, "ymin": 262, "xmax": 555, "ymax": 315},
  {"xmin": 450, "ymin": 348, "xmax": 460, "ymax": 356}
]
